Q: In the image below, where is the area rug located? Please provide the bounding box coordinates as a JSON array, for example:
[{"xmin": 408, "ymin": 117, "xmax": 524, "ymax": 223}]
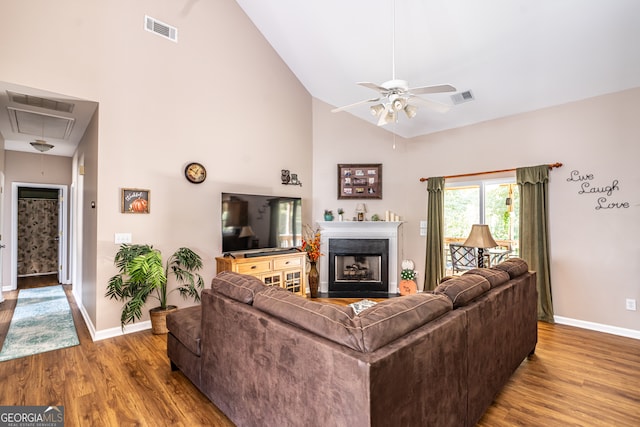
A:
[{"xmin": 0, "ymin": 285, "xmax": 79, "ymax": 362}]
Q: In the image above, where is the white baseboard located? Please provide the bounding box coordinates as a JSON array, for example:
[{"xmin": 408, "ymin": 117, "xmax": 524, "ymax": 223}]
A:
[
  {"xmin": 554, "ymin": 316, "xmax": 640, "ymax": 340},
  {"xmin": 76, "ymin": 302, "xmax": 151, "ymax": 341}
]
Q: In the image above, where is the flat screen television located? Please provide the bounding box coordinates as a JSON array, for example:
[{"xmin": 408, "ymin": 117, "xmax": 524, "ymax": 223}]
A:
[{"xmin": 221, "ymin": 192, "xmax": 303, "ymax": 255}]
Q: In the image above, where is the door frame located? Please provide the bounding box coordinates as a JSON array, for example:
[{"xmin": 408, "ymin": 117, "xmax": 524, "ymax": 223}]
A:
[
  {"xmin": 0, "ymin": 172, "xmax": 4, "ymax": 301},
  {"xmin": 10, "ymin": 182, "xmax": 70, "ymax": 290}
]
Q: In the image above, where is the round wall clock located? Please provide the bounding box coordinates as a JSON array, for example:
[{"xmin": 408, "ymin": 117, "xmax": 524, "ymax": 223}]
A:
[{"xmin": 185, "ymin": 162, "xmax": 207, "ymax": 184}]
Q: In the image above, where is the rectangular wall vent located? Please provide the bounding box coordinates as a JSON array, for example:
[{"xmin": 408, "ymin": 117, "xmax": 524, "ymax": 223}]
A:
[
  {"xmin": 451, "ymin": 90, "xmax": 475, "ymax": 105},
  {"xmin": 145, "ymin": 15, "xmax": 178, "ymax": 42}
]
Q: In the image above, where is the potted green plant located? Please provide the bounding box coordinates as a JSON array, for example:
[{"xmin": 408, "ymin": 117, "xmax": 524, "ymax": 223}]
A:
[{"xmin": 106, "ymin": 244, "xmax": 205, "ymax": 334}]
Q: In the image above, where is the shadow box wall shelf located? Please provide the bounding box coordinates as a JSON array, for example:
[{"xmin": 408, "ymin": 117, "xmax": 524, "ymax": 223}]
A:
[{"xmin": 337, "ymin": 163, "xmax": 382, "ymax": 200}]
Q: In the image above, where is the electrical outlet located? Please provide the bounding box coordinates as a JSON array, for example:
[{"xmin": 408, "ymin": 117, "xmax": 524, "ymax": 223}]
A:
[
  {"xmin": 114, "ymin": 233, "xmax": 132, "ymax": 244},
  {"xmin": 626, "ymin": 299, "xmax": 637, "ymax": 311}
]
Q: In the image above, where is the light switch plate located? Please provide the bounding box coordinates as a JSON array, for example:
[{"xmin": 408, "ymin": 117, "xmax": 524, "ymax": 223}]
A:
[
  {"xmin": 115, "ymin": 233, "xmax": 132, "ymax": 244},
  {"xmin": 420, "ymin": 220, "xmax": 427, "ymax": 236}
]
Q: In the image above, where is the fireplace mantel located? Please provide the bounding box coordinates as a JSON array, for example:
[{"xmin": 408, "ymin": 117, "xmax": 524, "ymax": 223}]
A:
[{"xmin": 317, "ymin": 221, "xmax": 403, "ymax": 295}]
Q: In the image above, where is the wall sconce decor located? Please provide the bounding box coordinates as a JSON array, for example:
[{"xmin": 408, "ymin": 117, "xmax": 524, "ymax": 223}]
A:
[{"xmin": 281, "ymin": 169, "xmax": 302, "ymax": 186}]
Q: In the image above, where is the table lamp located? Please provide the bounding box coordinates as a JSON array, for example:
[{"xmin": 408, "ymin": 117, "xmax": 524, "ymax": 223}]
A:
[
  {"xmin": 355, "ymin": 203, "xmax": 367, "ymax": 221},
  {"xmin": 463, "ymin": 224, "xmax": 497, "ymax": 268},
  {"xmin": 239, "ymin": 226, "xmax": 255, "ymax": 238}
]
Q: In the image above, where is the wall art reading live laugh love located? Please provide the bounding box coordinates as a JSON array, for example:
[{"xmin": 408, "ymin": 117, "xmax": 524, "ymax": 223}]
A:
[{"xmin": 566, "ymin": 169, "xmax": 629, "ymax": 210}]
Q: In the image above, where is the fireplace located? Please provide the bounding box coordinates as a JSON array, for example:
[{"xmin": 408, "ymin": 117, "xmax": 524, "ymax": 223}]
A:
[
  {"xmin": 328, "ymin": 238, "xmax": 389, "ymax": 296},
  {"xmin": 319, "ymin": 221, "xmax": 403, "ymax": 297}
]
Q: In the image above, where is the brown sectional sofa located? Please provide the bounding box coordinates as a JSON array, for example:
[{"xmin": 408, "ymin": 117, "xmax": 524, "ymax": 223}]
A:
[{"xmin": 167, "ymin": 258, "xmax": 537, "ymax": 427}]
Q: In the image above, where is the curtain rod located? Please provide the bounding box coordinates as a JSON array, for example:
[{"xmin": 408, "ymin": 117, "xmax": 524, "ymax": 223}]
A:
[{"xmin": 419, "ymin": 162, "xmax": 563, "ymax": 182}]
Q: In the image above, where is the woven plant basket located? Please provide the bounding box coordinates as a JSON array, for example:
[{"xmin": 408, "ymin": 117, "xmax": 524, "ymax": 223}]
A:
[{"xmin": 149, "ymin": 305, "xmax": 178, "ymax": 335}]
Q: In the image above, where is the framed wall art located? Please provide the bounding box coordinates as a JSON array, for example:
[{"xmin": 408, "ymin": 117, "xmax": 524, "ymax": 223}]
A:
[
  {"xmin": 337, "ymin": 163, "xmax": 382, "ymax": 199},
  {"xmin": 121, "ymin": 188, "xmax": 150, "ymax": 213}
]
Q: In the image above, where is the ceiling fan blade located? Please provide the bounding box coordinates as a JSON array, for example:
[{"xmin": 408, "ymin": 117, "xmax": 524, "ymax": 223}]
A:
[
  {"xmin": 357, "ymin": 82, "xmax": 389, "ymax": 93},
  {"xmin": 409, "ymin": 84, "xmax": 457, "ymax": 95},
  {"xmin": 409, "ymin": 96, "xmax": 451, "ymax": 113},
  {"xmin": 331, "ymin": 97, "xmax": 381, "ymax": 113}
]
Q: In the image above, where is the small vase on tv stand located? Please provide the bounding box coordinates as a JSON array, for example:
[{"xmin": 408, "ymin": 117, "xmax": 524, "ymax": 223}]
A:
[{"xmin": 308, "ymin": 261, "xmax": 319, "ymax": 298}]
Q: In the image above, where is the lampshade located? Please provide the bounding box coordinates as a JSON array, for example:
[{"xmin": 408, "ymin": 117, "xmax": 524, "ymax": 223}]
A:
[
  {"xmin": 463, "ymin": 224, "xmax": 497, "ymax": 249},
  {"xmin": 404, "ymin": 104, "xmax": 417, "ymax": 118},
  {"xmin": 383, "ymin": 109, "xmax": 396, "ymax": 124},
  {"xmin": 392, "ymin": 98, "xmax": 405, "ymax": 111},
  {"xmin": 355, "ymin": 203, "xmax": 367, "ymax": 213},
  {"xmin": 370, "ymin": 104, "xmax": 385, "ymax": 116},
  {"xmin": 239, "ymin": 225, "xmax": 255, "ymax": 238}
]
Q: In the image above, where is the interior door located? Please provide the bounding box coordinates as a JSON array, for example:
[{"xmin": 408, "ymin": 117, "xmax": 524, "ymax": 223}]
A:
[{"xmin": 57, "ymin": 190, "xmax": 63, "ymax": 282}]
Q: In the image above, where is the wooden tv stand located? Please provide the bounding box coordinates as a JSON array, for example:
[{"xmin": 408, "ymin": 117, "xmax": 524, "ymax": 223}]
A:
[{"xmin": 215, "ymin": 251, "xmax": 307, "ymax": 296}]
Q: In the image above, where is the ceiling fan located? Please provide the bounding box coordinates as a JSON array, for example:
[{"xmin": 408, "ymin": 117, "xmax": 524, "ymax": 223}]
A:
[{"xmin": 331, "ymin": 0, "xmax": 457, "ymax": 126}]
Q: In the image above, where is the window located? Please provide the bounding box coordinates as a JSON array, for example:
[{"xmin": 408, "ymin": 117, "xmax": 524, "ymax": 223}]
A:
[{"xmin": 444, "ymin": 178, "xmax": 519, "ymax": 254}]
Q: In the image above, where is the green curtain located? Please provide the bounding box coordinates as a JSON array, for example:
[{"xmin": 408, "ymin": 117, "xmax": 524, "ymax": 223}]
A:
[
  {"xmin": 517, "ymin": 165, "xmax": 554, "ymax": 322},
  {"xmin": 424, "ymin": 177, "xmax": 445, "ymax": 291}
]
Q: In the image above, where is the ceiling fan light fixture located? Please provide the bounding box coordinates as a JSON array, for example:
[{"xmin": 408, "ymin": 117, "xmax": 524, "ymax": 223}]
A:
[
  {"xmin": 392, "ymin": 98, "xmax": 405, "ymax": 112},
  {"xmin": 404, "ymin": 104, "xmax": 418, "ymax": 118},
  {"xmin": 370, "ymin": 104, "xmax": 385, "ymax": 116},
  {"xmin": 30, "ymin": 139, "xmax": 54, "ymax": 152},
  {"xmin": 384, "ymin": 110, "xmax": 396, "ymax": 124}
]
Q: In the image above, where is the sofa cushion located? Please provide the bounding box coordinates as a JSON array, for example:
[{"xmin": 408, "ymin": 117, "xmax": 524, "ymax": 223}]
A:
[
  {"xmin": 355, "ymin": 293, "xmax": 453, "ymax": 352},
  {"xmin": 166, "ymin": 305, "xmax": 202, "ymax": 356},
  {"xmin": 492, "ymin": 258, "xmax": 529, "ymax": 279},
  {"xmin": 253, "ymin": 287, "xmax": 363, "ymax": 350},
  {"xmin": 211, "ymin": 271, "xmax": 267, "ymax": 304},
  {"xmin": 463, "ymin": 268, "xmax": 510, "ymax": 288},
  {"xmin": 434, "ymin": 274, "xmax": 491, "ymax": 308},
  {"xmin": 254, "ymin": 288, "xmax": 453, "ymax": 353}
]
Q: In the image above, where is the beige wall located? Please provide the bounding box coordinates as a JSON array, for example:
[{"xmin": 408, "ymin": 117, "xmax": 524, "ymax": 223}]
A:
[
  {"xmin": 313, "ymin": 88, "xmax": 640, "ymax": 334},
  {"xmin": 0, "ymin": 133, "xmax": 4, "ymax": 171},
  {"xmin": 1, "ymin": 0, "xmax": 313, "ymax": 334},
  {"xmin": 3, "ymin": 152, "xmax": 72, "ymax": 185},
  {"xmin": 0, "ymin": 134, "xmax": 4, "ymax": 292},
  {"xmin": 75, "ymin": 108, "xmax": 100, "ymax": 327},
  {"xmin": 2, "ymin": 0, "xmax": 637, "ymax": 337},
  {"xmin": 2, "ymin": 152, "xmax": 73, "ymax": 288}
]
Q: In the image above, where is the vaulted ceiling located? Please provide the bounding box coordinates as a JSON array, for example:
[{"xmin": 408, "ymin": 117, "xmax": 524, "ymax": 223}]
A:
[
  {"xmin": 3, "ymin": 1, "xmax": 639, "ymax": 157},
  {"xmin": 236, "ymin": 0, "xmax": 640, "ymax": 138}
]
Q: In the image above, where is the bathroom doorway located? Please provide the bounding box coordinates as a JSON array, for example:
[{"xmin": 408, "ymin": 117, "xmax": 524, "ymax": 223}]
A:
[{"xmin": 11, "ymin": 183, "xmax": 69, "ymax": 290}]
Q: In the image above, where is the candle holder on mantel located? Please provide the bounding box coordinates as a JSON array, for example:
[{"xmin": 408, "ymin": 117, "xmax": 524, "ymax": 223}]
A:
[{"xmin": 385, "ymin": 210, "xmax": 400, "ymax": 221}]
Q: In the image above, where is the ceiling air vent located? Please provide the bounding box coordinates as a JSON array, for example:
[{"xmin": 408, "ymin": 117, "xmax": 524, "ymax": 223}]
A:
[
  {"xmin": 7, "ymin": 107, "xmax": 75, "ymax": 140},
  {"xmin": 145, "ymin": 15, "xmax": 178, "ymax": 42},
  {"xmin": 451, "ymin": 90, "xmax": 475, "ymax": 105},
  {"xmin": 8, "ymin": 91, "xmax": 75, "ymax": 113}
]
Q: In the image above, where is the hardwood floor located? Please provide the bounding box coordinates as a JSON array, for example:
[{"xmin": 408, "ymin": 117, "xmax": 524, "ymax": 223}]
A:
[{"xmin": 0, "ymin": 290, "xmax": 638, "ymax": 426}]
